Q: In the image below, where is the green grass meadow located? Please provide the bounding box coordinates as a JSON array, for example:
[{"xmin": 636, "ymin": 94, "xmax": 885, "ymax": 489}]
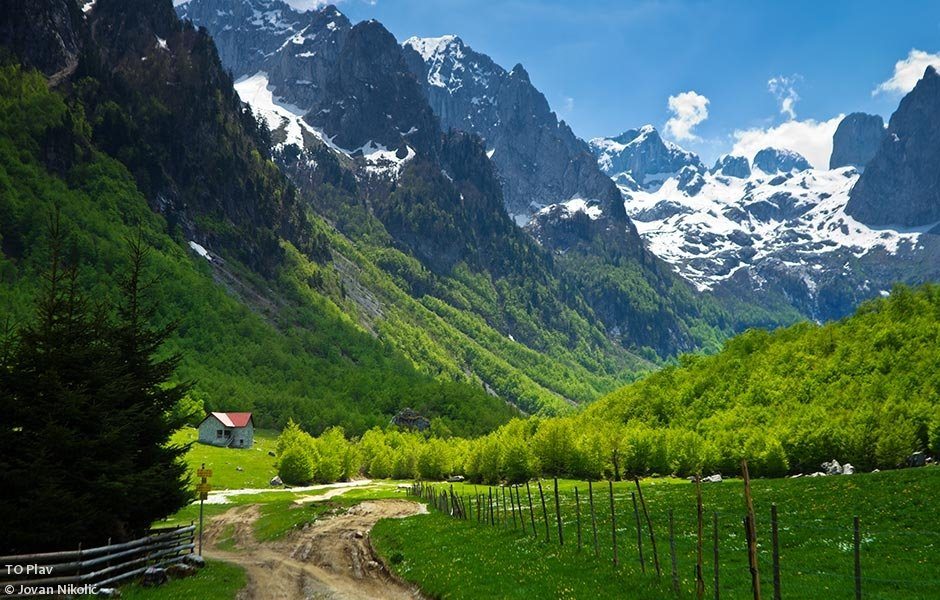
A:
[
  {"xmin": 115, "ymin": 560, "xmax": 246, "ymax": 600},
  {"xmin": 173, "ymin": 427, "xmax": 280, "ymax": 490},
  {"xmin": 373, "ymin": 469, "xmax": 940, "ymax": 599}
]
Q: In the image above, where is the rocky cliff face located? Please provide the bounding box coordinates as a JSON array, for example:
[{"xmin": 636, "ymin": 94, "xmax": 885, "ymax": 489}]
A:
[
  {"xmin": 753, "ymin": 147, "xmax": 811, "ymax": 174},
  {"xmin": 829, "ymin": 112, "xmax": 885, "ymax": 170},
  {"xmin": 846, "ymin": 67, "xmax": 940, "ymax": 227},
  {"xmin": 0, "ymin": 0, "xmax": 83, "ymax": 79},
  {"xmin": 711, "ymin": 155, "xmax": 751, "ymax": 179},
  {"xmin": 401, "ymin": 35, "xmax": 624, "ymax": 223}
]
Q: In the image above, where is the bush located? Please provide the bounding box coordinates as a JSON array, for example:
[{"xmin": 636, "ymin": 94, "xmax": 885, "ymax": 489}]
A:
[{"xmin": 278, "ymin": 445, "xmax": 315, "ymax": 485}]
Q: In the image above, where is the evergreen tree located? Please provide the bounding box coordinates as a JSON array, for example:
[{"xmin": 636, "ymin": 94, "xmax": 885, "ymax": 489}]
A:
[{"xmin": 0, "ymin": 219, "xmax": 190, "ymax": 553}]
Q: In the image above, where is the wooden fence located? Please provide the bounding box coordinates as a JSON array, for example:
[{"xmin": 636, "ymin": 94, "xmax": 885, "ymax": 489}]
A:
[
  {"xmin": 409, "ymin": 473, "xmax": 940, "ymax": 600},
  {"xmin": 0, "ymin": 524, "xmax": 195, "ymax": 596}
]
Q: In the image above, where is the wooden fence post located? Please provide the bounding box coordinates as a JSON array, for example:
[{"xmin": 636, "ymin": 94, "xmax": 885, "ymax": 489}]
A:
[
  {"xmin": 515, "ymin": 487, "xmax": 525, "ymax": 534},
  {"xmin": 854, "ymin": 516, "xmax": 862, "ymax": 600},
  {"xmin": 632, "ymin": 491, "xmax": 646, "ymax": 573},
  {"xmin": 510, "ymin": 486, "xmax": 518, "ymax": 529},
  {"xmin": 589, "ymin": 481, "xmax": 600, "ymax": 557},
  {"xmin": 489, "ymin": 487, "xmax": 494, "ymax": 526},
  {"xmin": 526, "ymin": 482, "xmax": 536, "ymax": 537},
  {"xmin": 771, "ymin": 504, "xmax": 781, "ymax": 600},
  {"xmin": 669, "ymin": 510, "xmax": 680, "ymax": 595},
  {"xmin": 538, "ymin": 480, "xmax": 551, "ymax": 542},
  {"xmin": 741, "ymin": 460, "xmax": 761, "ymax": 600},
  {"xmin": 635, "ymin": 478, "xmax": 662, "ymax": 577},
  {"xmin": 575, "ymin": 486, "xmax": 582, "ymax": 552},
  {"xmin": 713, "ymin": 511, "xmax": 720, "ymax": 600},
  {"xmin": 554, "ymin": 478, "xmax": 564, "ymax": 546},
  {"xmin": 609, "ymin": 480, "xmax": 618, "ymax": 567},
  {"xmin": 502, "ymin": 487, "xmax": 509, "ymax": 526},
  {"xmin": 697, "ymin": 477, "xmax": 706, "ymax": 600}
]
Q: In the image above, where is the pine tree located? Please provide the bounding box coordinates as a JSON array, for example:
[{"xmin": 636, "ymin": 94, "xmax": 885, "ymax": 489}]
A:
[{"xmin": 0, "ymin": 217, "xmax": 191, "ymax": 552}]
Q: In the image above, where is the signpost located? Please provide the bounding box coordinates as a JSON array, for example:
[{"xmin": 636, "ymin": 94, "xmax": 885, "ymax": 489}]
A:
[{"xmin": 197, "ymin": 464, "xmax": 212, "ymax": 556}]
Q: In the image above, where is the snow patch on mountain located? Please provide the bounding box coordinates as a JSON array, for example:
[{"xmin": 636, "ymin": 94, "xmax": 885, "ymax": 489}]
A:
[
  {"xmin": 234, "ymin": 71, "xmax": 314, "ymax": 149},
  {"xmin": 621, "ymin": 166, "xmax": 930, "ymax": 290},
  {"xmin": 536, "ymin": 197, "xmax": 604, "ymax": 221}
]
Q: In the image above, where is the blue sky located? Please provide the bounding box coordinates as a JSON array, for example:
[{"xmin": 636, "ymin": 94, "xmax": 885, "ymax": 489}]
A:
[{"xmin": 329, "ymin": 0, "xmax": 940, "ymax": 166}]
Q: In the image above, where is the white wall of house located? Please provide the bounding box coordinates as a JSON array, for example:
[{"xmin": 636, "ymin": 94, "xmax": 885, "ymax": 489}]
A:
[{"xmin": 197, "ymin": 416, "xmax": 254, "ymax": 448}]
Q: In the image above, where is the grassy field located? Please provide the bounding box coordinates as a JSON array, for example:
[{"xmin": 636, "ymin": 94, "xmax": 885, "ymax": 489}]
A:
[
  {"xmin": 173, "ymin": 427, "xmax": 280, "ymax": 490},
  {"xmin": 116, "ymin": 560, "xmax": 246, "ymax": 600},
  {"xmin": 373, "ymin": 468, "xmax": 940, "ymax": 600}
]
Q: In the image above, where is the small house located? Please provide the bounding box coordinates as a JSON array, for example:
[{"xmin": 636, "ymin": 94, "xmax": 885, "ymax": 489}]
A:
[{"xmin": 197, "ymin": 412, "xmax": 254, "ymax": 448}]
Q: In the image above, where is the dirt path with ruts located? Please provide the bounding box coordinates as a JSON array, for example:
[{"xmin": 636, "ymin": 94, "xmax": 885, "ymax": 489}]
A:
[{"xmin": 203, "ymin": 500, "xmax": 427, "ymax": 599}]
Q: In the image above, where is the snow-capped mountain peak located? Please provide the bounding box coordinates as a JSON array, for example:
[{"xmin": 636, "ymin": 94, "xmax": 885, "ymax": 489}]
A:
[
  {"xmin": 403, "ymin": 34, "xmax": 462, "ymax": 61},
  {"xmin": 590, "ymin": 125, "xmax": 703, "ymax": 189}
]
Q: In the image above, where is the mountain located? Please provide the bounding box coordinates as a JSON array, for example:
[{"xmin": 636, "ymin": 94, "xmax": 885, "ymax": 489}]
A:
[
  {"xmin": 711, "ymin": 154, "xmax": 752, "ymax": 179},
  {"xmin": 590, "ymin": 125, "xmax": 703, "ymax": 189},
  {"xmin": 5, "ymin": 0, "xmax": 662, "ymax": 434},
  {"xmin": 177, "ymin": 0, "xmax": 754, "ymax": 361},
  {"xmin": 846, "ymin": 67, "xmax": 940, "ymax": 227},
  {"xmin": 590, "ymin": 121, "xmax": 940, "ymax": 321},
  {"xmin": 752, "ymin": 147, "xmax": 812, "ymax": 174},
  {"xmin": 400, "ymin": 35, "xmax": 623, "ymax": 224},
  {"xmin": 829, "ymin": 112, "xmax": 886, "ymax": 170}
]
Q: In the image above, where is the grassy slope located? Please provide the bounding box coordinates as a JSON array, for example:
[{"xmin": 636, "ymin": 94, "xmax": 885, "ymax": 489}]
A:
[
  {"xmin": 174, "ymin": 427, "xmax": 279, "ymax": 490},
  {"xmin": 374, "ymin": 470, "xmax": 940, "ymax": 600}
]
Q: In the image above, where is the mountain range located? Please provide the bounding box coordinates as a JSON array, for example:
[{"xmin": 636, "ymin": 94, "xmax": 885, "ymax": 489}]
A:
[{"xmin": 3, "ymin": 0, "xmax": 940, "ymax": 434}]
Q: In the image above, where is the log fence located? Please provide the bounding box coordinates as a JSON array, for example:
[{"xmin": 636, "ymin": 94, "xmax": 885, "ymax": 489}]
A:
[{"xmin": 0, "ymin": 525, "xmax": 195, "ymax": 595}]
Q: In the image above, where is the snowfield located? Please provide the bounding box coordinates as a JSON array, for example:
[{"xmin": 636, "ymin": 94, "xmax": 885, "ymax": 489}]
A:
[{"xmin": 620, "ymin": 166, "xmax": 932, "ymax": 291}]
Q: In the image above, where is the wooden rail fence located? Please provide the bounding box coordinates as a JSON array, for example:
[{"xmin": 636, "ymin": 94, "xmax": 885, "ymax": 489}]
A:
[{"xmin": 0, "ymin": 524, "xmax": 195, "ymax": 596}]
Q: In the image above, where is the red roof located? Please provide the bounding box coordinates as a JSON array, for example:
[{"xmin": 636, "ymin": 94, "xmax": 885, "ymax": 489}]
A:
[{"xmin": 207, "ymin": 412, "xmax": 253, "ymax": 428}]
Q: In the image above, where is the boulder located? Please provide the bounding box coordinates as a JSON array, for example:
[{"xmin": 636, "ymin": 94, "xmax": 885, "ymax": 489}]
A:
[
  {"xmin": 96, "ymin": 589, "xmax": 121, "ymax": 598},
  {"xmin": 841, "ymin": 463, "xmax": 855, "ymax": 475},
  {"xmin": 270, "ymin": 475, "xmax": 283, "ymax": 487},
  {"xmin": 140, "ymin": 567, "xmax": 168, "ymax": 587},
  {"xmin": 807, "ymin": 471, "xmax": 827, "ymax": 478},
  {"xmin": 447, "ymin": 475, "xmax": 465, "ymax": 483},
  {"xmin": 821, "ymin": 460, "xmax": 842, "ymax": 476},
  {"xmin": 236, "ymin": 466, "xmax": 243, "ymax": 472},
  {"xmin": 268, "ymin": 451, "xmax": 276, "ymax": 457},
  {"xmin": 166, "ymin": 563, "xmax": 197, "ymax": 579},
  {"xmin": 183, "ymin": 554, "xmax": 206, "ymax": 568},
  {"xmin": 702, "ymin": 474, "xmax": 723, "ymax": 483},
  {"xmin": 907, "ymin": 451, "xmax": 927, "ymax": 468}
]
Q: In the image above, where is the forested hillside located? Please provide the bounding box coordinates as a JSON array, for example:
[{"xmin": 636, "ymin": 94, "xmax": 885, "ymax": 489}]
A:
[
  {"xmin": 278, "ymin": 286, "xmax": 940, "ymax": 485},
  {"xmin": 0, "ymin": 64, "xmax": 516, "ymax": 436},
  {"xmin": 584, "ymin": 284, "xmax": 940, "ymax": 474}
]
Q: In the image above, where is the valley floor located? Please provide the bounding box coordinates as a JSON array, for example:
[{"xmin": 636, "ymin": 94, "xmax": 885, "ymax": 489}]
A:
[{"xmin": 135, "ymin": 465, "xmax": 940, "ymax": 599}]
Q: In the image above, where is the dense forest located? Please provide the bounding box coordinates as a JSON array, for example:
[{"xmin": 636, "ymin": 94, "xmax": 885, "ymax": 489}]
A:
[{"xmin": 275, "ymin": 285, "xmax": 940, "ymax": 484}]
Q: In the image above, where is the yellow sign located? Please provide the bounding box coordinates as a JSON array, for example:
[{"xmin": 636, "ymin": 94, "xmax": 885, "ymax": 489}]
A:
[
  {"xmin": 196, "ymin": 468, "xmax": 213, "ymax": 478},
  {"xmin": 196, "ymin": 483, "xmax": 212, "ymax": 494}
]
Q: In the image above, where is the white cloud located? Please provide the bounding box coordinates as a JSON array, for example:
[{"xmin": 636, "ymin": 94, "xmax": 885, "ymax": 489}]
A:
[
  {"xmin": 664, "ymin": 91, "xmax": 709, "ymax": 142},
  {"xmin": 768, "ymin": 75, "xmax": 801, "ymax": 120},
  {"xmin": 561, "ymin": 96, "xmax": 575, "ymax": 113},
  {"xmin": 730, "ymin": 115, "xmax": 844, "ymax": 170},
  {"xmin": 874, "ymin": 49, "xmax": 940, "ymax": 96}
]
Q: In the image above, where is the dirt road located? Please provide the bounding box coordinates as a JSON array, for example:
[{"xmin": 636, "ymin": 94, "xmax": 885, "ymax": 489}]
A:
[{"xmin": 203, "ymin": 500, "xmax": 427, "ymax": 599}]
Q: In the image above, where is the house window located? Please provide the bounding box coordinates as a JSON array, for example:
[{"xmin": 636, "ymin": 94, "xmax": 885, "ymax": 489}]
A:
[
  {"xmin": 216, "ymin": 429, "xmax": 223, "ymax": 438},
  {"xmin": 224, "ymin": 430, "xmax": 231, "ymax": 438},
  {"xmin": 239, "ymin": 439, "xmax": 244, "ymax": 447}
]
